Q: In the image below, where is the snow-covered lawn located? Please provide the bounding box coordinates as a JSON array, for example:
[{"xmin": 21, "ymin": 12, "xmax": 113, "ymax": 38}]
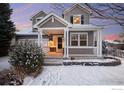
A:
[
  {"xmin": 0, "ymin": 56, "xmax": 124, "ymax": 85},
  {"xmin": 29, "ymin": 58, "xmax": 124, "ymax": 85},
  {"xmin": 0, "ymin": 56, "xmax": 11, "ymax": 71}
]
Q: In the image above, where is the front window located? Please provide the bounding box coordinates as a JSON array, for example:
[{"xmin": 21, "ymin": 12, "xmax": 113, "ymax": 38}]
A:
[
  {"xmin": 71, "ymin": 34, "xmax": 78, "ymax": 46},
  {"xmin": 70, "ymin": 33, "xmax": 88, "ymax": 46},
  {"xmin": 80, "ymin": 34, "xmax": 87, "ymax": 46},
  {"xmin": 73, "ymin": 15, "xmax": 81, "ymax": 24}
]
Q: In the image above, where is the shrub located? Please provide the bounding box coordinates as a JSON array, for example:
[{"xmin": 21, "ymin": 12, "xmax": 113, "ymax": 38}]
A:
[
  {"xmin": 9, "ymin": 40, "xmax": 44, "ymax": 76},
  {"xmin": 0, "ymin": 69, "xmax": 23, "ymax": 85}
]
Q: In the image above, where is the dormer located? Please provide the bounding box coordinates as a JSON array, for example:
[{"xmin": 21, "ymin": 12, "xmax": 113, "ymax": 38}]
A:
[
  {"xmin": 30, "ymin": 10, "xmax": 47, "ymax": 25},
  {"xmin": 63, "ymin": 4, "xmax": 92, "ymax": 25}
]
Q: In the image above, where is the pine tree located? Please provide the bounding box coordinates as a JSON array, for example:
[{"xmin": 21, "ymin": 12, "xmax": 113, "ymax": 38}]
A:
[{"xmin": 0, "ymin": 3, "xmax": 16, "ymax": 56}]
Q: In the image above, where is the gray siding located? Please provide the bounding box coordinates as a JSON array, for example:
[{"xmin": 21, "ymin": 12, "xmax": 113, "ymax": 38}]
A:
[
  {"xmin": 69, "ymin": 48, "xmax": 94, "ymax": 55},
  {"xmin": 32, "ymin": 11, "xmax": 47, "ymax": 25},
  {"xmin": 64, "ymin": 6, "xmax": 90, "ymax": 24},
  {"xmin": 39, "ymin": 17, "xmax": 66, "ymax": 28}
]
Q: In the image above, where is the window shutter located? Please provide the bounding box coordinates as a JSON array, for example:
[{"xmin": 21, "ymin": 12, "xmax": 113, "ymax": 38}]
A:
[
  {"xmin": 81, "ymin": 15, "xmax": 84, "ymax": 24},
  {"xmin": 70, "ymin": 16, "xmax": 73, "ymax": 24}
]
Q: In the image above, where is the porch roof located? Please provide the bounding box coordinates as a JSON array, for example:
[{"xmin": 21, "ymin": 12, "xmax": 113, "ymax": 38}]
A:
[{"xmin": 69, "ymin": 24, "xmax": 103, "ymax": 31}]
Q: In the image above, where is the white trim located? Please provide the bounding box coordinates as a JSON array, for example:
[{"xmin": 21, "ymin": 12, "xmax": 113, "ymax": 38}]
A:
[
  {"xmin": 33, "ymin": 12, "xmax": 71, "ymax": 28},
  {"xmin": 67, "ymin": 28, "xmax": 69, "ymax": 58},
  {"xmin": 72, "ymin": 15, "xmax": 81, "ymax": 25},
  {"xmin": 70, "ymin": 32, "xmax": 88, "ymax": 46},
  {"xmin": 39, "ymin": 27, "xmax": 66, "ymax": 30},
  {"xmin": 30, "ymin": 10, "xmax": 47, "ymax": 20},
  {"xmin": 63, "ymin": 4, "xmax": 92, "ymax": 14},
  {"xmin": 64, "ymin": 28, "xmax": 67, "ymax": 58}
]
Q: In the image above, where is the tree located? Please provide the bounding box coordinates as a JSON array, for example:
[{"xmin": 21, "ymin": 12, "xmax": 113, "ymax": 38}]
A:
[
  {"xmin": 51, "ymin": 3, "xmax": 124, "ymax": 42},
  {"xmin": 0, "ymin": 3, "xmax": 16, "ymax": 56},
  {"xmin": 51, "ymin": 3, "xmax": 124, "ymax": 26}
]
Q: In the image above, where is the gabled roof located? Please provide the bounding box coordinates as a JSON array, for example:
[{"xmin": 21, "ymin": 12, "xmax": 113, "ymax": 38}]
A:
[
  {"xmin": 63, "ymin": 4, "xmax": 92, "ymax": 14},
  {"xmin": 30, "ymin": 10, "xmax": 47, "ymax": 21},
  {"xmin": 33, "ymin": 12, "xmax": 71, "ymax": 28}
]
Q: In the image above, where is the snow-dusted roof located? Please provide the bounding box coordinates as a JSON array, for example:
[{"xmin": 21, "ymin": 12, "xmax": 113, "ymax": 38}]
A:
[
  {"xmin": 63, "ymin": 4, "xmax": 92, "ymax": 14},
  {"xmin": 69, "ymin": 24, "xmax": 103, "ymax": 31},
  {"xmin": 15, "ymin": 31, "xmax": 38, "ymax": 35}
]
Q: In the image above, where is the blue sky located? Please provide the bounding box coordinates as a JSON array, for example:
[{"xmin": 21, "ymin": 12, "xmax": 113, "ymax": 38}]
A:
[{"xmin": 10, "ymin": 3, "xmax": 123, "ymax": 40}]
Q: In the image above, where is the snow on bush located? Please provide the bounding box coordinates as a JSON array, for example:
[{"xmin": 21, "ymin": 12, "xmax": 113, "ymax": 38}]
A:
[{"xmin": 9, "ymin": 40, "xmax": 44, "ymax": 76}]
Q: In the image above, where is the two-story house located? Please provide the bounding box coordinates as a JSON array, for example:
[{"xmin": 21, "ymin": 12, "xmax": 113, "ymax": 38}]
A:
[{"xmin": 30, "ymin": 4, "xmax": 103, "ymax": 58}]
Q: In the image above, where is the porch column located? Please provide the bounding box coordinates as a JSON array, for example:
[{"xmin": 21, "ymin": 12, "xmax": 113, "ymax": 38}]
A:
[
  {"xmin": 66, "ymin": 28, "xmax": 69, "ymax": 58},
  {"xmin": 99, "ymin": 29, "xmax": 102, "ymax": 57},
  {"xmin": 38, "ymin": 28, "xmax": 43, "ymax": 47},
  {"xmin": 97, "ymin": 30, "xmax": 99, "ymax": 57},
  {"xmin": 38, "ymin": 28, "xmax": 41, "ymax": 47},
  {"xmin": 97, "ymin": 29, "xmax": 102, "ymax": 57},
  {"xmin": 64, "ymin": 28, "xmax": 67, "ymax": 58},
  {"xmin": 40, "ymin": 29, "xmax": 43, "ymax": 48}
]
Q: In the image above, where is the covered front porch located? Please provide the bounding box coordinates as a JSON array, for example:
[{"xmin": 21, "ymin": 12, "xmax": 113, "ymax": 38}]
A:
[
  {"xmin": 38, "ymin": 28, "xmax": 67, "ymax": 58},
  {"xmin": 37, "ymin": 26, "xmax": 102, "ymax": 58}
]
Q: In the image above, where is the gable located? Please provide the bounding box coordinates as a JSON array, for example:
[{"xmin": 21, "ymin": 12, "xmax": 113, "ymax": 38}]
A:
[
  {"xmin": 31, "ymin": 11, "xmax": 47, "ymax": 20},
  {"xmin": 34, "ymin": 13, "xmax": 71, "ymax": 28},
  {"xmin": 38, "ymin": 16, "xmax": 66, "ymax": 28},
  {"xmin": 31, "ymin": 11, "xmax": 47, "ymax": 25},
  {"xmin": 63, "ymin": 4, "xmax": 91, "ymax": 15}
]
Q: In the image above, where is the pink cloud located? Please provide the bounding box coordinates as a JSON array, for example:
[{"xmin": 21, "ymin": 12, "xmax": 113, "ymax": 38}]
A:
[
  {"xmin": 16, "ymin": 23, "xmax": 32, "ymax": 30},
  {"xmin": 103, "ymin": 34, "xmax": 119, "ymax": 41},
  {"xmin": 14, "ymin": 3, "xmax": 33, "ymax": 13}
]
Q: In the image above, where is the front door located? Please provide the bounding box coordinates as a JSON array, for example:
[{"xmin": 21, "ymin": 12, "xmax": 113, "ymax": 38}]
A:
[
  {"xmin": 57, "ymin": 35, "xmax": 63, "ymax": 53},
  {"xmin": 58, "ymin": 37, "xmax": 62, "ymax": 49}
]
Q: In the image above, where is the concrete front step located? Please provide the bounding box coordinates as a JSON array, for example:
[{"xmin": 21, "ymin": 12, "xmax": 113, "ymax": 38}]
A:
[{"xmin": 44, "ymin": 58, "xmax": 63, "ymax": 66}]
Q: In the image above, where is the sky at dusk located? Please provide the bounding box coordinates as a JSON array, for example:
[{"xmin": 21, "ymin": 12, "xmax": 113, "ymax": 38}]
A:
[{"xmin": 10, "ymin": 3, "xmax": 123, "ymax": 41}]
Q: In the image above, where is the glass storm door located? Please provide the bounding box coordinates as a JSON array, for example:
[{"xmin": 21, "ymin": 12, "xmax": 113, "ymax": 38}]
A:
[{"xmin": 58, "ymin": 37, "xmax": 62, "ymax": 49}]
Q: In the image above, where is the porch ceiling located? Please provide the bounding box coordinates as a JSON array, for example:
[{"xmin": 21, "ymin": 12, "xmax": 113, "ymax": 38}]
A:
[{"xmin": 42, "ymin": 29, "xmax": 64, "ymax": 35}]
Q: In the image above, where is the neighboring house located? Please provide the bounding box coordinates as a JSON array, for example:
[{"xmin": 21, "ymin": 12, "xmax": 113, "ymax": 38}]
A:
[{"xmin": 18, "ymin": 4, "xmax": 103, "ymax": 58}]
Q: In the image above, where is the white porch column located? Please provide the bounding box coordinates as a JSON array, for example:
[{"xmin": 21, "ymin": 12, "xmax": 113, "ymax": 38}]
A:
[
  {"xmin": 99, "ymin": 29, "xmax": 102, "ymax": 57},
  {"xmin": 38, "ymin": 28, "xmax": 40, "ymax": 47},
  {"xmin": 97, "ymin": 29, "xmax": 102, "ymax": 57},
  {"xmin": 64, "ymin": 28, "xmax": 67, "ymax": 58},
  {"xmin": 38, "ymin": 28, "xmax": 42, "ymax": 47},
  {"xmin": 97, "ymin": 30, "xmax": 100, "ymax": 57},
  {"xmin": 66, "ymin": 28, "xmax": 69, "ymax": 58},
  {"xmin": 40, "ymin": 29, "xmax": 43, "ymax": 48}
]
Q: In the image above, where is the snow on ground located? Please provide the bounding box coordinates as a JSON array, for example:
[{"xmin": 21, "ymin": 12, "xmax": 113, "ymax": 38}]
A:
[
  {"xmin": 0, "ymin": 56, "xmax": 11, "ymax": 71},
  {"xmin": 30, "ymin": 58, "xmax": 124, "ymax": 85}
]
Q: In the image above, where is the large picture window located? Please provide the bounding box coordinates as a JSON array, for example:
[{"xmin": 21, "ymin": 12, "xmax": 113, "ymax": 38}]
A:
[{"xmin": 70, "ymin": 33, "xmax": 88, "ymax": 46}]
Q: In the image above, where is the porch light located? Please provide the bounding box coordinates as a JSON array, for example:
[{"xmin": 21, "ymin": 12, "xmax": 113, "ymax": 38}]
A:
[{"xmin": 48, "ymin": 40, "xmax": 54, "ymax": 47}]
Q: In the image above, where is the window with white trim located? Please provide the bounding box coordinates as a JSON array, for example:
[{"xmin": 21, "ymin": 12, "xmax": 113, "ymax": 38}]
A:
[
  {"xmin": 70, "ymin": 15, "xmax": 84, "ymax": 24},
  {"xmin": 73, "ymin": 15, "xmax": 81, "ymax": 24},
  {"xmin": 70, "ymin": 33, "xmax": 88, "ymax": 46},
  {"xmin": 71, "ymin": 34, "xmax": 78, "ymax": 46}
]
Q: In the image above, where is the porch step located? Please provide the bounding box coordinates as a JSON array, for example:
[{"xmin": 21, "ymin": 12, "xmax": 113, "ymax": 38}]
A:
[{"xmin": 43, "ymin": 58, "xmax": 63, "ymax": 66}]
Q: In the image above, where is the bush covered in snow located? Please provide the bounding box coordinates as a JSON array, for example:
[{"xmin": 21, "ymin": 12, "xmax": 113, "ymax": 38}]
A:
[
  {"xmin": 9, "ymin": 40, "xmax": 44, "ymax": 76},
  {"xmin": 0, "ymin": 69, "xmax": 23, "ymax": 85}
]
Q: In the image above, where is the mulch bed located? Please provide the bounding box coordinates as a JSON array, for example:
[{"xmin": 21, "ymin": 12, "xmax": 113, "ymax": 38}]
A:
[{"xmin": 63, "ymin": 57, "xmax": 121, "ymax": 66}]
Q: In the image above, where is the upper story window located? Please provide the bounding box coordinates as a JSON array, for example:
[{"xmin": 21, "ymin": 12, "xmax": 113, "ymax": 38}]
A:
[
  {"xmin": 36, "ymin": 17, "xmax": 43, "ymax": 22},
  {"xmin": 71, "ymin": 15, "xmax": 84, "ymax": 24}
]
